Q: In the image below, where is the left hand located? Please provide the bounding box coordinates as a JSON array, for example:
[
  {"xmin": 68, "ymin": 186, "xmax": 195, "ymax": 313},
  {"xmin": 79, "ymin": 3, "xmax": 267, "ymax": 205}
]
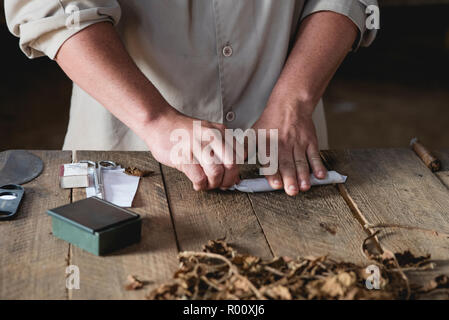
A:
[{"xmin": 253, "ymin": 93, "xmax": 327, "ymax": 196}]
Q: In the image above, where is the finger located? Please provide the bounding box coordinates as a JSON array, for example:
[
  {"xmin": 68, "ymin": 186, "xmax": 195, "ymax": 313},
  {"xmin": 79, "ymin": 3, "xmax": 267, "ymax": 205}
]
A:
[
  {"xmin": 205, "ymin": 127, "xmax": 227, "ymax": 162},
  {"xmin": 226, "ymin": 135, "xmax": 243, "ymax": 188},
  {"xmin": 219, "ymin": 163, "xmax": 240, "ymax": 189},
  {"xmin": 307, "ymin": 145, "xmax": 327, "ymax": 179},
  {"xmin": 219, "ymin": 133, "xmax": 241, "ymax": 188},
  {"xmin": 294, "ymin": 147, "xmax": 311, "ymax": 192},
  {"xmin": 260, "ymin": 136, "xmax": 282, "ymax": 189},
  {"xmin": 197, "ymin": 154, "xmax": 225, "ymax": 190},
  {"xmin": 265, "ymin": 171, "xmax": 283, "ymax": 190},
  {"xmin": 279, "ymin": 152, "xmax": 299, "ymax": 196},
  {"xmin": 181, "ymin": 163, "xmax": 208, "ymax": 191},
  {"xmin": 195, "ymin": 128, "xmax": 226, "ymax": 189},
  {"xmin": 243, "ymin": 130, "xmax": 257, "ymax": 163},
  {"xmin": 234, "ymin": 134, "xmax": 248, "ymax": 163},
  {"xmin": 228, "ymin": 128, "xmax": 250, "ymax": 165},
  {"xmin": 209, "ymin": 128, "xmax": 240, "ymax": 189}
]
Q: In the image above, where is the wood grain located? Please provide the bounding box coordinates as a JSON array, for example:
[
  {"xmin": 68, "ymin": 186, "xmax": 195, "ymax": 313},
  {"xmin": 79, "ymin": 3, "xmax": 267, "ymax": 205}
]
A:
[
  {"xmin": 70, "ymin": 151, "xmax": 178, "ymax": 299},
  {"xmin": 434, "ymin": 149, "xmax": 449, "ymax": 171},
  {"xmin": 434, "ymin": 149, "xmax": 449, "ymax": 188},
  {"xmin": 4, "ymin": 149, "xmax": 449, "ymax": 299},
  {"xmin": 161, "ymin": 165, "xmax": 273, "ymax": 260},
  {"xmin": 324, "ymin": 148, "xmax": 449, "ymax": 289},
  {"xmin": 0, "ymin": 151, "xmax": 71, "ymax": 299},
  {"xmin": 240, "ymin": 165, "xmax": 369, "ymax": 265}
]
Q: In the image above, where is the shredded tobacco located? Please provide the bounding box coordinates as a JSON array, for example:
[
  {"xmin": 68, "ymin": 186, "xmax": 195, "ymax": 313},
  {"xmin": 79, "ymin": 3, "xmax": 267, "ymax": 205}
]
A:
[
  {"xmin": 147, "ymin": 240, "xmax": 448, "ymax": 300},
  {"xmin": 124, "ymin": 167, "xmax": 154, "ymax": 177},
  {"xmin": 125, "ymin": 275, "xmax": 145, "ymax": 291}
]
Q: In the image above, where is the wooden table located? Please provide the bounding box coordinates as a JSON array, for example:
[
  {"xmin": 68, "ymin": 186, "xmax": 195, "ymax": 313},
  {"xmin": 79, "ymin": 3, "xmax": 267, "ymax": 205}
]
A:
[{"xmin": 1, "ymin": 148, "xmax": 449, "ymax": 299}]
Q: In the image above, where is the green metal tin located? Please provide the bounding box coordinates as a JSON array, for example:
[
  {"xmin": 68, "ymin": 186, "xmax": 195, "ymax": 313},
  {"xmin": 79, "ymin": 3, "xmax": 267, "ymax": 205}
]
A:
[{"xmin": 47, "ymin": 197, "xmax": 141, "ymax": 256}]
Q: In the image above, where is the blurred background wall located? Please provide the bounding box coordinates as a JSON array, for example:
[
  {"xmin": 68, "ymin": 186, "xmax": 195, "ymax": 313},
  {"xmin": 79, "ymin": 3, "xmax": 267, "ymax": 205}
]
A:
[{"xmin": 1, "ymin": 1, "xmax": 449, "ymax": 151}]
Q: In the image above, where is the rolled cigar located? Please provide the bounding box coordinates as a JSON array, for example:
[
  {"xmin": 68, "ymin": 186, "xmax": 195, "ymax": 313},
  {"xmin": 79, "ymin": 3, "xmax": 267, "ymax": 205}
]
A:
[{"xmin": 410, "ymin": 137, "xmax": 441, "ymax": 172}]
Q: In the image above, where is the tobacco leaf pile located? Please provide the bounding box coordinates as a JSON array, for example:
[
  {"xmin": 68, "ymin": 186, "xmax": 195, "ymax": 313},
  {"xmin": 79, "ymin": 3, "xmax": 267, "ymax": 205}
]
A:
[{"xmin": 147, "ymin": 240, "xmax": 449, "ymax": 300}]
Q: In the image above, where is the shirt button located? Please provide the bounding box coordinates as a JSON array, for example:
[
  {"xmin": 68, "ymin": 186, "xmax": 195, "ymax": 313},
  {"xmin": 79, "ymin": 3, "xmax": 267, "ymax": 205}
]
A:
[
  {"xmin": 222, "ymin": 45, "xmax": 233, "ymax": 57},
  {"xmin": 225, "ymin": 111, "xmax": 235, "ymax": 122}
]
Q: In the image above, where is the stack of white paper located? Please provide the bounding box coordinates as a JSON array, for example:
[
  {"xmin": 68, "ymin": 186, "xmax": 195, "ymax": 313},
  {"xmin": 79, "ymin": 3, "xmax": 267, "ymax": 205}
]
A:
[{"xmin": 86, "ymin": 167, "xmax": 140, "ymax": 207}]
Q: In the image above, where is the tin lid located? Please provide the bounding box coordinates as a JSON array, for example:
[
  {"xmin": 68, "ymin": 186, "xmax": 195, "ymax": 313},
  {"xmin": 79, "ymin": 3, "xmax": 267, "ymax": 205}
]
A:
[{"xmin": 47, "ymin": 197, "xmax": 140, "ymax": 233}]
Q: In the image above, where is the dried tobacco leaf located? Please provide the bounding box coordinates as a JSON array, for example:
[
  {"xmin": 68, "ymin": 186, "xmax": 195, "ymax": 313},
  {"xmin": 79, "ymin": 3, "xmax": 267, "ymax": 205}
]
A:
[
  {"xmin": 372, "ymin": 249, "xmax": 433, "ymax": 271},
  {"xmin": 146, "ymin": 240, "xmax": 447, "ymax": 300},
  {"xmin": 262, "ymin": 285, "xmax": 292, "ymax": 300},
  {"xmin": 125, "ymin": 275, "xmax": 145, "ymax": 291},
  {"xmin": 320, "ymin": 272, "xmax": 357, "ymax": 298},
  {"xmin": 203, "ymin": 239, "xmax": 234, "ymax": 258},
  {"xmin": 394, "ymin": 251, "xmax": 431, "ymax": 268},
  {"xmin": 124, "ymin": 167, "xmax": 154, "ymax": 177},
  {"xmin": 420, "ymin": 275, "xmax": 449, "ymax": 293}
]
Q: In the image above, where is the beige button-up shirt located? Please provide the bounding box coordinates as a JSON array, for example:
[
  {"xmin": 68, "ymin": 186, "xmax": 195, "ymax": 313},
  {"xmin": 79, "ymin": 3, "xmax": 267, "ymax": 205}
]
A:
[{"xmin": 5, "ymin": 0, "xmax": 377, "ymax": 151}]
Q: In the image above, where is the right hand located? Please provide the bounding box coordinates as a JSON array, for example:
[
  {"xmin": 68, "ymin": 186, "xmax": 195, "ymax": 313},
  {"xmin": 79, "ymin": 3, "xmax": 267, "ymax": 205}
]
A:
[{"xmin": 143, "ymin": 108, "xmax": 240, "ymax": 191}]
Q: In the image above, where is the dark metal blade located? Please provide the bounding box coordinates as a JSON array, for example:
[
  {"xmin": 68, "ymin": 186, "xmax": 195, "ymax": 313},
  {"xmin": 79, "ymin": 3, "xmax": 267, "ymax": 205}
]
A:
[{"xmin": 0, "ymin": 150, "xmax": 44, "ymax": 185}]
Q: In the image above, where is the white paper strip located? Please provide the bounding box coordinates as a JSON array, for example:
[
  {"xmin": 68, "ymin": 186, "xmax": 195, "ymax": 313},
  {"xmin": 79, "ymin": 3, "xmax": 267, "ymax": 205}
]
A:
[
  {"xmin": 85, "ymin": 166, "xmax": 140, "ymax": 207},
  {"xmin": 229, "ymin": 171, "xmax": 347, "ymax": 193},
  {"xmin": 62, "ymin": 163, "xmax": 88, "ymax": 176}
]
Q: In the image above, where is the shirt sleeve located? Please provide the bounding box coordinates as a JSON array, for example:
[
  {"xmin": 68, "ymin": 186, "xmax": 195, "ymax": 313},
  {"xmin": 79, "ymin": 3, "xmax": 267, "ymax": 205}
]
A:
[
  {"xmin": 300, "ymin": 0, "xmax": 379, "ymax": 50},
  {"xmin": 4, "ymin": 0, "xmax": 121, "ymax": 59}
]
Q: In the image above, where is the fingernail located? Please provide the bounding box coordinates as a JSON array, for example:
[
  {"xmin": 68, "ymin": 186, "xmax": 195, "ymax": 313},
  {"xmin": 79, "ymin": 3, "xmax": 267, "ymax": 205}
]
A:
[
  {"xmin": 288, "ymin": 185, "xmax": 297, "ymax": 191},
  {"xmin": 301, "ymin": 181, "xmax": 308, "ymax": 188},
  {"xmin": 274, "ymin": 179, "xmax": 281, "ymax": 185},
  {"xmin": 318, "ymin": 171, "xmax": 326, "ymax": 178}
]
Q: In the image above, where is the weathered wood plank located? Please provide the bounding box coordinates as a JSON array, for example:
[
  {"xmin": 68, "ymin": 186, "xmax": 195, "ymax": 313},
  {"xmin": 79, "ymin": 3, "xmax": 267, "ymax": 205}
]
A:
[
  {"xmin": 434, "ymin": 149, "xmax": 449, "ymax": 171},
  {"xmin": 434, "ymin": 149, "xmax": 449, "ymax": 188},
  {"xmin": 324, "ymin": 148, "xmax": 449, "ymax": 289},
  {"xmin": 71, "ymin": 151, "xmax": 178, "ymax": 299},
  {"xmin": 241, "ymin": 166, "xmax": 369, "ymax": 265},
  {"xmin": 161, "ymin": 165, "xmax": 273, "ymax": 260},
  {"xmin": 0, "ymin": 151, "xmax": 71, "ymax": 299}
]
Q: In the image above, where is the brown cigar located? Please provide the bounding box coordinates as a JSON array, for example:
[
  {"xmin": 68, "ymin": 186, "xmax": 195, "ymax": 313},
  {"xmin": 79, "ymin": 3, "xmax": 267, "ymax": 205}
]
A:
[{"xmin": 410, "ymin": 137, "xmax": 441, "ymax": 172}]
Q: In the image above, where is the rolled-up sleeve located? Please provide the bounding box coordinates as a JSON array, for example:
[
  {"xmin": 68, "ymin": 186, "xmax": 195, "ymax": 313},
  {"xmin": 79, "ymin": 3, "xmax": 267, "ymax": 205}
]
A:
[
  {"xmin": 300, "ymin": 0, "xmax": 379, "ymax": 50},
  {"xmin": 5, "ymin": 0, "xmax": 121, "ymax": 59}
]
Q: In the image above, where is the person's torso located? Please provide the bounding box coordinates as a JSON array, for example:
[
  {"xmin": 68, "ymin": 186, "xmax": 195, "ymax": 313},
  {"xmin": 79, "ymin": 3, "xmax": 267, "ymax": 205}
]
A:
[
  {"xmin": 65, "ymin": 0, "xmax": 331, "ymax": 151},
  {"xmin": 116, "ymin": 0, "xmax": 304, "ymax": 129}
]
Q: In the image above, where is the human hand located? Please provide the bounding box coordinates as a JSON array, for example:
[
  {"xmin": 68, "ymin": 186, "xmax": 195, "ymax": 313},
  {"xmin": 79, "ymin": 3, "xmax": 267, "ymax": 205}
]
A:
[
  {"xmin": 253, "ymin": 94, "xmax": 327, "ymax": 196},
  {"xmin": 143, "ymin": 108, "xmax": 240, "ymax": 191}
]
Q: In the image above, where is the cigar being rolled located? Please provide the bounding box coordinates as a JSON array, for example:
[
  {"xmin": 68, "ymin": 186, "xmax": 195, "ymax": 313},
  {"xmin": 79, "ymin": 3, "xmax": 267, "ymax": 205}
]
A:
[
  {"xmin": 229, "ymin": 171, "xmax": 347, "ymax": 193},
  {"xmin": 410, "ymin": 137, "xmax": 441, "ymax": 172}
]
